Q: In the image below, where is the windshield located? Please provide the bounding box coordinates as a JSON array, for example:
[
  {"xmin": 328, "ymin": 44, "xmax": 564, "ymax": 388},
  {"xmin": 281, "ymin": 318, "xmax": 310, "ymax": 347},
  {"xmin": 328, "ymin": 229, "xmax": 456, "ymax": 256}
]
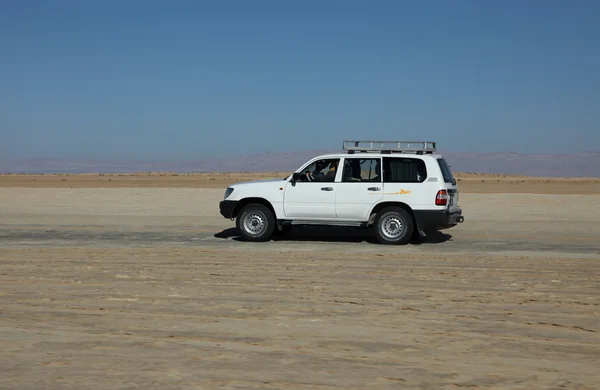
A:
[{"xmin": 437, "ymin": 158, "xmax": 456, "ymax": 184}]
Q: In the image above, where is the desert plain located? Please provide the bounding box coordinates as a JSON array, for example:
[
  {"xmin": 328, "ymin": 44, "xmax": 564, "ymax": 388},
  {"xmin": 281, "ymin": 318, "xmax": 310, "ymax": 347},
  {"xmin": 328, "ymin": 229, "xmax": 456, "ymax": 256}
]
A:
[{"xmin": 1, "ymin": 172, "xmax": 599, "ymax": 390}]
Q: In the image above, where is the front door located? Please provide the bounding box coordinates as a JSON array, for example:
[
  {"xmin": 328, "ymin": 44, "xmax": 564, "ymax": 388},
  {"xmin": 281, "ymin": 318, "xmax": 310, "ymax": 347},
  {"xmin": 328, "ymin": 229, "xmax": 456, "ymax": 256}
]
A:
[
  {"xmin": 283, "ymin": 158, "xmax": 340, "ymax": 219},
  {"xmin": 335, "ymin": 157, "xmax": 383, "ymax": 221}
]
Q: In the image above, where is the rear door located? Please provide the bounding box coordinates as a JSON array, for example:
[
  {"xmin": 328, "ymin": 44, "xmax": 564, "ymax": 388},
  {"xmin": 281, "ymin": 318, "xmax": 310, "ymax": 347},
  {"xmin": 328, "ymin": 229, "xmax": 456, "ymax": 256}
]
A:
[
  {"xmin": 335, "ymin": 157, "xmax": 383, "ymax": 221},
  {"xmin": 437, "ymin": 157, "xmax": 460, "ymax": 212}
]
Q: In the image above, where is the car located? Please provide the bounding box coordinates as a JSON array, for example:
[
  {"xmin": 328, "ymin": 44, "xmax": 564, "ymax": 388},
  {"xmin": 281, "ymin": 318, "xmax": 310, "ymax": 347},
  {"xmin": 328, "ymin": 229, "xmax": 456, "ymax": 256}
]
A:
[{"xmin": 219, "ymin": 140, "xmax": 464, "ymax": 245}]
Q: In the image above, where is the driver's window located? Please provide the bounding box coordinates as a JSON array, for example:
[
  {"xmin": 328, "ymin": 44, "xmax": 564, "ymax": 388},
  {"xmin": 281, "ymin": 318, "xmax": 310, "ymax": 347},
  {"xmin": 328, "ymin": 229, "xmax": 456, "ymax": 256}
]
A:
[
  {"xmin": 303, "ymin": 160, "xmax": 328, "ymax": 176},
  {"xmin": 297, "ymin": 158, "xmax": 340, "ymax": 182}
]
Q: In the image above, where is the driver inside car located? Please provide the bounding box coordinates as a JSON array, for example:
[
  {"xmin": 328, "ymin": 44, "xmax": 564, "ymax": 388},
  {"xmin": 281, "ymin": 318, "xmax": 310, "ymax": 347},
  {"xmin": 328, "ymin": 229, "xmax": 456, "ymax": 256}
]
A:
[{"xmin": 305, "ymin": 160, "xmax": 338, "ymax": 182}]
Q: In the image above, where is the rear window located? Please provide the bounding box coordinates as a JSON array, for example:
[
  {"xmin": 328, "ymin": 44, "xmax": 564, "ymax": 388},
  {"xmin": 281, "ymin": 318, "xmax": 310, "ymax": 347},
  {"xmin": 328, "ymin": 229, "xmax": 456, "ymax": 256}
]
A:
[{"xmin": 437, "ymin": 158, "xmax": 455, "ymax": 184}]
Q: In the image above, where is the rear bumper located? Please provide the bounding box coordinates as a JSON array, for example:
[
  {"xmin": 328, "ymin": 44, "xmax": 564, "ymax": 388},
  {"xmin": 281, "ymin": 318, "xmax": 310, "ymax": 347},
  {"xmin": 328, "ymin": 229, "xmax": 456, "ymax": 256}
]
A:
[
  {"xmin": 219, "ymin": 200, "xmax": 238, "ymax": 219},
  {"xmin": 414, "ymin": 208, "xmax": 464, "ymax": 231}
]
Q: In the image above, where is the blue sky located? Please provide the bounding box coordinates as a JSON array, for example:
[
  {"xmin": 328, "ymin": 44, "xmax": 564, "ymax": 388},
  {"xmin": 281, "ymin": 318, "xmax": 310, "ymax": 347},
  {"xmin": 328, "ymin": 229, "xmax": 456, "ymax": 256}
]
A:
[{"xmin": 1, "ymin": 0, "xmax": 599, "ymax": 160}]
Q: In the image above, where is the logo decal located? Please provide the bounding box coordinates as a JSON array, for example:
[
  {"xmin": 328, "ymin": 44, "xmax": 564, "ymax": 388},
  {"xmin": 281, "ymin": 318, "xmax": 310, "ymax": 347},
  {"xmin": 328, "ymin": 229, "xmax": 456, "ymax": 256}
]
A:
[{"xmin": 371, "ymin": 189, "xmax": 412, "ymax": 195}]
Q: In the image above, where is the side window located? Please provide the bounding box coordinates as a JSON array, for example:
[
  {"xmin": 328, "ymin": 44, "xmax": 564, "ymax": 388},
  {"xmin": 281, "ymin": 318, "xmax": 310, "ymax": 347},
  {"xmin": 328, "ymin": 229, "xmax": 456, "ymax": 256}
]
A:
[
  {"xmin": 341, "ymin": 158, "xmax": 381, "ymax": 182},
  {"xmin": 297, "ymin": 158, "xmax": 340, "ymax": 182},
  {"xmin": 383, "ymin": 157, "xmax": 427, "ymax": 183}
]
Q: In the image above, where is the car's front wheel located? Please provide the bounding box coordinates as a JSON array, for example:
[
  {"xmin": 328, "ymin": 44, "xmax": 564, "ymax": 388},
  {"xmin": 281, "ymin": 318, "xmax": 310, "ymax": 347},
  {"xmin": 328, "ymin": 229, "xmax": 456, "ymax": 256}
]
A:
[
  {"xmin": 373, "ymin": 207, "xmax": 414, "ymax": 245},
  {"xmin": 236, "ymin": 203, "xmax": 275, "ymax": 242}
]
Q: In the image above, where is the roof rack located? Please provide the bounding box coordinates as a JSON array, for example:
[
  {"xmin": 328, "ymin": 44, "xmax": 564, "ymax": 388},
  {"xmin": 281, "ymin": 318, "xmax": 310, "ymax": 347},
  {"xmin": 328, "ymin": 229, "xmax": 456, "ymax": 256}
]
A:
[{"xmin": 342, "ymin": 140, "xmax": 437, "ymax": 155}]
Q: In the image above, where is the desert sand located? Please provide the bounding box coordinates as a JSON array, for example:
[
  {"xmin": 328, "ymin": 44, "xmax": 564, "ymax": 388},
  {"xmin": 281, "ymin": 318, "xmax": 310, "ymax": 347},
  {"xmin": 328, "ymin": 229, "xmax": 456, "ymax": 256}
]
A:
[
  {"xmin": 2, "ymin": 171, "xmax": 600, "ymax": 193},
  {"xmin": 1, "ymin": 173, "xmax": 599, "ymax": 389}
]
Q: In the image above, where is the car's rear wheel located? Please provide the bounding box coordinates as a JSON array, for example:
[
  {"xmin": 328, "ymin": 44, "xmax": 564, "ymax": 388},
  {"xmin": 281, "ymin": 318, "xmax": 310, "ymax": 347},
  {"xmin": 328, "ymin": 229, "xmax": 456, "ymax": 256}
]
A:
[
  {"xmin": 373, "ymin": 207, "xmax": 414, "ymax": 245},
  {"xmin": 236, "ymin": 203, "xmax": 275, "ymax": 242}
]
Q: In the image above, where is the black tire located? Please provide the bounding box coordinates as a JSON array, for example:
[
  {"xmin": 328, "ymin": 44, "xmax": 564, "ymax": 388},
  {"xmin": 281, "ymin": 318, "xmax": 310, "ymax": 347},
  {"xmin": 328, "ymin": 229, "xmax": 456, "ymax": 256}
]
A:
[
  {"xmin": 236, "ymin": 203, "xmax": 275, "ymax": 242},
  {"xmin": 372, "ymin": 207, "xmax": 414, "ymax": 245}
]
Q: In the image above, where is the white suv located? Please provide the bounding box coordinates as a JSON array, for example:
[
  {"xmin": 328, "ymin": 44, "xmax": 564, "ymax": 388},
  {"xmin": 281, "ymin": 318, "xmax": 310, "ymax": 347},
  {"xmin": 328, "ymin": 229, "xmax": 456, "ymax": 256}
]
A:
[{"xmin": 219, "ymin": 140, "xmax": 464, "ymax": 245}]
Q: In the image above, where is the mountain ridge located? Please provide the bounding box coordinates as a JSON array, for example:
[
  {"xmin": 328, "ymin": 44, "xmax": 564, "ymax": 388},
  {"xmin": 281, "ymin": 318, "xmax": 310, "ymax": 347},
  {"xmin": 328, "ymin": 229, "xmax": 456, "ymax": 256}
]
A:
[{"xmin": 1, "ymin": 150, "xmax": 598, "ymax": 178}]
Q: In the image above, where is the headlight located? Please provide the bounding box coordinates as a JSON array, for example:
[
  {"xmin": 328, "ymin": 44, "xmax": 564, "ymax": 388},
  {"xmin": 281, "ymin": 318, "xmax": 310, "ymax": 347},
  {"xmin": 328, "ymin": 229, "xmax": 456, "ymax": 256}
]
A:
[{"xmin": 224, "ymin": 187, "xmax": 234, "ymax": 199}]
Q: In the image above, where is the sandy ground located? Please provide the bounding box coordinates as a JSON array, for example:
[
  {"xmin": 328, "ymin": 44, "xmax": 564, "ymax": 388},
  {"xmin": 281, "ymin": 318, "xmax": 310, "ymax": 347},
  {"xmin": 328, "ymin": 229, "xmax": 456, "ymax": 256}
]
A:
[
  {"xmin": 1, "ymin": 175, "xmax": 599, "ymax": 389},
  {"xmin": 1, "ymin": 172, "xmax": 600, "ymax": 194}
]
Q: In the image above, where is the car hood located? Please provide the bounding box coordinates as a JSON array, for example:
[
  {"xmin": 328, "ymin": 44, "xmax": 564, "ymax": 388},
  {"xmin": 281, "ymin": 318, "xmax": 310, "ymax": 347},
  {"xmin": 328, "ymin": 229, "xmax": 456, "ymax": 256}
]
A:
[{"xmin": 229, "ymin": 178, "xmax": 288, "ymax": 187}]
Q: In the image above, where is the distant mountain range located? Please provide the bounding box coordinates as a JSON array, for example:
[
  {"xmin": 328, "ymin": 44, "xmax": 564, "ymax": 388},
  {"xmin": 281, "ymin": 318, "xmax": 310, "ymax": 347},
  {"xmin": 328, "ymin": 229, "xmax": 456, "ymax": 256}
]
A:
[{"xmin": 1, "ymin": 150, "xmax": 599, "ymax": 178}]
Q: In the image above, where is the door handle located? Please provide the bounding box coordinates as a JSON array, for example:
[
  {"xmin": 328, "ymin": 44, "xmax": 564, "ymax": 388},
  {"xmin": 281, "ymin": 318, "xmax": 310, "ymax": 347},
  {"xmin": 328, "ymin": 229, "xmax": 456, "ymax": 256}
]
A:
[
  {"xmin": 321, "ymin": 187, "xmax": 334, "ymax": 191},
  {"xmin": 367, "ymin": 187, "xmax": 381, "ymax": 191}
]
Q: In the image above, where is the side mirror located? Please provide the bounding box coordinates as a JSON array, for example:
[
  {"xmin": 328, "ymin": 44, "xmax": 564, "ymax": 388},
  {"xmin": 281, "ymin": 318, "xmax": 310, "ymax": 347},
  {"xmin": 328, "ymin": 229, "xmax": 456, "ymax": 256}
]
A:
[{"xmin": 291, "ymin": 172, "xmax": 300, "ymax": 186}]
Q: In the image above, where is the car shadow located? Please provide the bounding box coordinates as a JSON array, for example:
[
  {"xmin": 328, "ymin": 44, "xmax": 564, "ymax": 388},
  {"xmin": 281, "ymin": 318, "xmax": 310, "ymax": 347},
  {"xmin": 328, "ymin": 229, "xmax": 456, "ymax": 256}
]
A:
[
  {"xmin": 214, "ymin": 226, "xmax": 452, "ymax": 245},
  {"xmin": 409, "ymin": 230, "xmax": 454, "ymax": 245}
]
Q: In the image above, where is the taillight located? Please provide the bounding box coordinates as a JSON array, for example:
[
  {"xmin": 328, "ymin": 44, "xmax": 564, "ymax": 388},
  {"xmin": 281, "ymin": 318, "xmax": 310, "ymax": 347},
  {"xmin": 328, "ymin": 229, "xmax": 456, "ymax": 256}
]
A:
[{"xmin": 435, "ymin": 189, "xmax": 448, "ymax": 206}]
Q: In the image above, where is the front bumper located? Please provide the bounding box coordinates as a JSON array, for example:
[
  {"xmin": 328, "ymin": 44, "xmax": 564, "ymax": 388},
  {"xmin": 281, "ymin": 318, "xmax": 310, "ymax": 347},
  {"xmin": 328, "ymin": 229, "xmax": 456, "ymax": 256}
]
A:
[
  {"xmin": 219, "ymin": 200, "xmax": 238, "ymax": 219},
  {"xmin": 414, "ymin": 208, "xmax": 464, "ymax": 231}
]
